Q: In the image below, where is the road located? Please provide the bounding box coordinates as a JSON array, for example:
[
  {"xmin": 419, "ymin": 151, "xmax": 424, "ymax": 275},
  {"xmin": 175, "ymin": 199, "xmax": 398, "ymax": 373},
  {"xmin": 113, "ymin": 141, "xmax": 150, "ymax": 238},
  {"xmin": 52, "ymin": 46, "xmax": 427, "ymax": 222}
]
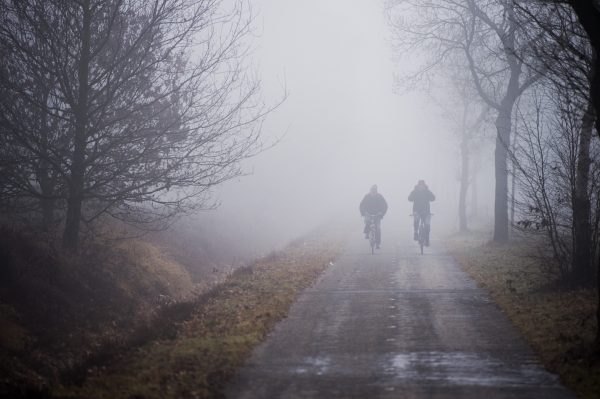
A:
[{"xmin": 225, "ymin": 226, "xmax": 575, "ymax": 399}]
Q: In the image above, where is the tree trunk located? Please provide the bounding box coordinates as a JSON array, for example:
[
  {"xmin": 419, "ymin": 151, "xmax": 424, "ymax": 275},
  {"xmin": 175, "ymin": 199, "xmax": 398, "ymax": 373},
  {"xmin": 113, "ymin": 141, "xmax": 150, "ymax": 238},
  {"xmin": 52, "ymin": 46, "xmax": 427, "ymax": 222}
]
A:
[
  {"xmin": 510, "ymin": 156, "xmax": 516, "ymax": 231},
  {"xmin": 63, "ymin": 1, "xmax": 92, "ymax": 251},
  {"xmin": 459, "ymin": 136, "xmax": 469, "ymax": 233},
  {"xmin": 572, "ymin": 99, "xmax": 595, "ymax": 285},
  {"xmin": 510, "ymin": 120, "xmax": 518, "ymax": 234},
  {"xmin": 492, "ymin": 9, "xmax": 521, "ymax": 244},
  {"xmin": 470, "ymin": 164, "xmax": 478, "ymax": 219},
  {"xmin": 493, "ymin": 104, "xmax": 513, "ymax": 243}
]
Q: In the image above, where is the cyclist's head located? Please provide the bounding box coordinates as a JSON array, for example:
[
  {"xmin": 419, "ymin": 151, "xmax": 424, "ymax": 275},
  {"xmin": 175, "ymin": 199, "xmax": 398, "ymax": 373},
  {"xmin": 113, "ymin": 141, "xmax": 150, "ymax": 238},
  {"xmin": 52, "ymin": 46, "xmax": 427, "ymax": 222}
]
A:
[
  {"xmin": 417, "ymin": 180, "xmax": 426, "ymax": 189},
  {"xmin": 370, "ymin": 184, "xmax": 378, "ymax": 194}
]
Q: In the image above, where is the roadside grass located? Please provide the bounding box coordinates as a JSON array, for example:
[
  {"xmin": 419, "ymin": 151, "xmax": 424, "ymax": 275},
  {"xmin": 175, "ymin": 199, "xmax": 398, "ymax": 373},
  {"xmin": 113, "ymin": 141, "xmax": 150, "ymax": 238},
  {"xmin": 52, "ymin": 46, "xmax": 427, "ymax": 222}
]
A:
[
  {"xmin": 445, "ymin": 231, "xmax": 599, "ymax": 399},
  {"xmin": 57, "ymin": 228, "xmax": 346, "ymax": 399},
  {"xmin": 0, "ymin": 226, "xmax": 196, "ymax": 397}
]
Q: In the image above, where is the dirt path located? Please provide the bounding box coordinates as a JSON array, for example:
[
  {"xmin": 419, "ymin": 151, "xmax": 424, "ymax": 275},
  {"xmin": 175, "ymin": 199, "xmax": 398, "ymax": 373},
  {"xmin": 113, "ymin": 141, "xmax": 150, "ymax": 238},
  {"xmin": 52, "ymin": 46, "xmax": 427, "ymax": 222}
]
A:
[{"xmin": 225, "ymin": 227, "xmax": 576, "ymax": 398}]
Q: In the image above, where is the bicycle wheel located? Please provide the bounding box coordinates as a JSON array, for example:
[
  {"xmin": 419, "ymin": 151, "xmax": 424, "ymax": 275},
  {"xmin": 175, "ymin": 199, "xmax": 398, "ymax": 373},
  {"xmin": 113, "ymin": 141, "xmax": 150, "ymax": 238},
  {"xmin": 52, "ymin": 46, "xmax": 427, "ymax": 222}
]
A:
[
  {"xmin": 419, "ymin": 223, "xmax": 425, "ymax": 255},
  {"xmin": 370, "ymin": 228, "xmax": 376, "ymax": 254}
]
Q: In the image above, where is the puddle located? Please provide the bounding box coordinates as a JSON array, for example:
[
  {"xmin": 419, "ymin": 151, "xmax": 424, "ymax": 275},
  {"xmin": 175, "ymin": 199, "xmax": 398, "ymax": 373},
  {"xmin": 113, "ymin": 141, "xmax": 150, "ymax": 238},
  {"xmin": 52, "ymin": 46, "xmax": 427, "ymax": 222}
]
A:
[
  {"xmin": 278, "ymin": 352, "xmax": 559, "ymax": 388},
  {"xmin": 292, "ymin": 356, "xmax": 332, "ymax": 376},
  {"xmin": 385, "ymin": 351, "xmax": 558, "ymax": 387}
]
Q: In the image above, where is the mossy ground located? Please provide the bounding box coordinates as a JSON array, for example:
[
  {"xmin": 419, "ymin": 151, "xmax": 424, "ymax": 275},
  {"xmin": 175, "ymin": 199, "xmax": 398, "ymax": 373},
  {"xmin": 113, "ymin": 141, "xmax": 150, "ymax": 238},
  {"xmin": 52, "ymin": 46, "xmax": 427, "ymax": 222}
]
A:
[
  {"xmin": 445, "ymin": 231, "xmax": 599, "ymax": 399},
  {"xmin": 56, "ymin": 229, "xmax": 345, "ymax": 399}
]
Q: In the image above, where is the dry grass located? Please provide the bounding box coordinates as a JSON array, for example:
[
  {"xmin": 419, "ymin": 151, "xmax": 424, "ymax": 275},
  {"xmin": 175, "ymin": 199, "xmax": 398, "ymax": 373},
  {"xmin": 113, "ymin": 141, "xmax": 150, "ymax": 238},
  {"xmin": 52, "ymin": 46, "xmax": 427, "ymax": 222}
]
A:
[
  {"xmin": 445, "ymin": 231, "xmax": 599, "ymax": 399},
  {"xmin": 113, "ymin": 239, "xmax": 195, "ymax": 301},
  {"xmin": 56, "ymin": 227, "xmax": 346, "ymax": 399},
  {"xmin": 0, "ymin": 226, "xmax": 196, "ymax": 397}
]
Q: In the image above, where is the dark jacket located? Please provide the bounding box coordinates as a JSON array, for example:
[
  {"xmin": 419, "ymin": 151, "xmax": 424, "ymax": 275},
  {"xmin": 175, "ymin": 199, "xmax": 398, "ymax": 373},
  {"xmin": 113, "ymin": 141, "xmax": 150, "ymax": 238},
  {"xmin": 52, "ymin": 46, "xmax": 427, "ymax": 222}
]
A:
[
  {"xmin": 408, "ymin": 186, "xmax": 435, "ymax": 215},
  {"xmin": 360, "ymin": 193, "xmax": 388, "ymax": 217}
]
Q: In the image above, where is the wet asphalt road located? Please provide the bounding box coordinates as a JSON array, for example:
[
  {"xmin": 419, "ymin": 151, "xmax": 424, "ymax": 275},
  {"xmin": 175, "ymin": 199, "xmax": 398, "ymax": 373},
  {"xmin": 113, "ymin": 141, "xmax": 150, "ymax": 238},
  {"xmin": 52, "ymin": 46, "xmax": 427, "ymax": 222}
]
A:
[{"xmin": 225, "ymin": 227, "xmax": 576, "ymax": 399}]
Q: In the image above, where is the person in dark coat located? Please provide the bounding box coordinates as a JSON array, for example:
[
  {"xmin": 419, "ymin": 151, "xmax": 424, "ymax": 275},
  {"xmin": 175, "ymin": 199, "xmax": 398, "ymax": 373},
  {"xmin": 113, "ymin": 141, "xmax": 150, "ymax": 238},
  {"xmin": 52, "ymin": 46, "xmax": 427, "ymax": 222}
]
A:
[
  {"xmin": 359, "ymin": 185, "xmax": 388, "ymax": 248},
  {"xmin": 408, "ymin": 180, "xmax": 435, "ymax": 245}
]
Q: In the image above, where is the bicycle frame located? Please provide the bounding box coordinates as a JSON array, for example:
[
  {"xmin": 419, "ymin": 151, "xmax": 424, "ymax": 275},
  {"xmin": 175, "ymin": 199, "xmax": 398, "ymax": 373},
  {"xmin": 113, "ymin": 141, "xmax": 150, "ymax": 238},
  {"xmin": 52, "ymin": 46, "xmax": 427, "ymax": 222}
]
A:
[
  {"xmin": 412, "ymin": 213, "xmax": 432, "ymax": 255},
  {"xmin": 365, "ymin": 213, "xmax": 379, "ymax": 254},
  {"xmin": 417, "ymin": 217, "xmax": 426, "ymax": 254}
]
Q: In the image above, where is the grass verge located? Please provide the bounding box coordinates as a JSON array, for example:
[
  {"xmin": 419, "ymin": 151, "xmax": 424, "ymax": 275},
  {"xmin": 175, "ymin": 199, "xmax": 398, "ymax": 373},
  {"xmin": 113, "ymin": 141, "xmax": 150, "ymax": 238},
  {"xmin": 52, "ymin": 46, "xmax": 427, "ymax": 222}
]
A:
[
  {"xmin": 56, "ymin": 227, "xmax": 346, "ymax": 399},
  {"xmin": 0, "ymin": 226, "xmax": 195, "ymax": 397},
  {"xmin": 445, "ymin": 231, "xmax": 599, "ymax": 399}
]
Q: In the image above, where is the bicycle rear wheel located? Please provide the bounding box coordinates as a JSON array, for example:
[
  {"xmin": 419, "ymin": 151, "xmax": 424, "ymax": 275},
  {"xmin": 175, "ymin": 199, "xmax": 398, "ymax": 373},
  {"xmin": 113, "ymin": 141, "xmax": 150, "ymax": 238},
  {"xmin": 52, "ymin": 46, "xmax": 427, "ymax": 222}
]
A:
[
  {"xmin": 370, "ymin": 222, "xmax": 378, "ymax": 254},
  {"xmin": 418, "ymin": 222, "xmax": 425, "ymax": 255},
  {"xmin": 370, "ymin": 231, "xmax": 376, "ymax": 254}
]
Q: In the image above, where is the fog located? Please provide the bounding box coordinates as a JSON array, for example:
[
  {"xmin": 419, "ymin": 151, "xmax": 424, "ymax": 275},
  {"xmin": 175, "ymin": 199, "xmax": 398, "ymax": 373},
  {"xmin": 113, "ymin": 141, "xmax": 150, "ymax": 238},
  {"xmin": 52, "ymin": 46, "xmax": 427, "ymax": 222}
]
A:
[{"xmin": 201, "ymin": 0, "xmax": 495, "ymax": 251}]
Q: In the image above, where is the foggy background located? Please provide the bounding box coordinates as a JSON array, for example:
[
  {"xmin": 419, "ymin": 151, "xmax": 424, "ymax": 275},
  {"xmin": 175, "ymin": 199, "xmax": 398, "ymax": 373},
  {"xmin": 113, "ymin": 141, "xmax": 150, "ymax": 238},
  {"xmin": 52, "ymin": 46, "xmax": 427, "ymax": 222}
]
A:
[{"xmin": 201, "ymin": 0, "xmax": 495, "ymax": 252}]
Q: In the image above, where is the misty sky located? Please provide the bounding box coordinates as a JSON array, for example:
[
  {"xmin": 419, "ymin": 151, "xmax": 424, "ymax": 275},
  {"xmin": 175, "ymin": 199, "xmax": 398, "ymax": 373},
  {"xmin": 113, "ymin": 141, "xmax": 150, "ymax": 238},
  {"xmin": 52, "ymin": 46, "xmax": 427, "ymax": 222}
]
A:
[{"xmin": 212, "ymin": 0, "xmax": 495, "ymax": 246}]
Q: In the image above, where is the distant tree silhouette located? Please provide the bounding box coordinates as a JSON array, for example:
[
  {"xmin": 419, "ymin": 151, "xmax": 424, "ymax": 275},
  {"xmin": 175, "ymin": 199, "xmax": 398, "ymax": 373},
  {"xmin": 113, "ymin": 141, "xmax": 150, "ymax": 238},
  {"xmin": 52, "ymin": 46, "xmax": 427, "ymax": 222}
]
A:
[{"xmin": 427, "ymin": 71, "xmax": 491, "ymax": 233}]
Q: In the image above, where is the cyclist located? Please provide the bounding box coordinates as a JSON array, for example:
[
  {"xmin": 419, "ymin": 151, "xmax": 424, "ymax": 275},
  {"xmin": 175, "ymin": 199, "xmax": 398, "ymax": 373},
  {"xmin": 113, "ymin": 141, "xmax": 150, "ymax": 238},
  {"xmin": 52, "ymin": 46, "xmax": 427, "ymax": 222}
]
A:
[
  {"xmin": 359, "ymin": 185, "xmax": 388, "ymax": 249},
  {"xmin": 408, "ymin": 180, "xmax": 435, "ymax": 246}
]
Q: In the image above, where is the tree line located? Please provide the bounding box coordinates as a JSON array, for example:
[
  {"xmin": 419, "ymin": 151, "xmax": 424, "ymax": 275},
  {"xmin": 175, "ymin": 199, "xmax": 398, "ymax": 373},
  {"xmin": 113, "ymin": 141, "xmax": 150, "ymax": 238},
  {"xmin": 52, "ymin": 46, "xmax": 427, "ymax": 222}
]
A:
[
  {"xmin": 387, "ymin": 0, "xmax": 600, "ymax": 344},
  {"xmin": 0, "ymin": 0, "xmax": 271, "ymax": 251}
]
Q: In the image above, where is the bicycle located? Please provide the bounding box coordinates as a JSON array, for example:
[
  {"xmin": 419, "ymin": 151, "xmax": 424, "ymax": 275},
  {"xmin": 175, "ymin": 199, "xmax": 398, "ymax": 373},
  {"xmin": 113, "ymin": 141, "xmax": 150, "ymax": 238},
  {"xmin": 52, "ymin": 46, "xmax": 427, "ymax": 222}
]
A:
[
  {"xmin": 364, "ymin": 213, "xmax": 380, "ymax": 254},
  {"xmin": 412, "ymin": 213, "xmax": 432, "ymax": 255}
]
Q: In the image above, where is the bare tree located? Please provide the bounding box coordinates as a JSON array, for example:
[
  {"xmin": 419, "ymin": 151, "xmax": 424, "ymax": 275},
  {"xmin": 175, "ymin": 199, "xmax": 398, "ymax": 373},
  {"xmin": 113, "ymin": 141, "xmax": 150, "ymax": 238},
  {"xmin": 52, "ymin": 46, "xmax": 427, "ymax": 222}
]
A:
[
  {"xmin": 455, "ymin": 91, "xmax": 490, "ymax": 233},
  {"xmin": 430, "ymin": 73, "xmax": 491, "ymax": 232},
  {"xmin": 515, "ymin": 0, "xmax": 596, "ymax": 282},
  {"xmin": 555, "ymin": 0, "xmax": 600, "ymax": 349},
  {"xmin": 552, "ymin": 1, "xmax": 600, "ymax": 133},
  {"xmin": 0, "ymin": 0, "xmax": 276, "ymax": 250},
  {"xmin": 513, "ymin": 84, "xmax": 600, "ymax": 283},
  {"xmin": 0, "ymin": 30, "xmax": 63, "ymax": 230},
  {"xmin": 387, "ymin": 0, "xmax": 540, "ymax": 242}
]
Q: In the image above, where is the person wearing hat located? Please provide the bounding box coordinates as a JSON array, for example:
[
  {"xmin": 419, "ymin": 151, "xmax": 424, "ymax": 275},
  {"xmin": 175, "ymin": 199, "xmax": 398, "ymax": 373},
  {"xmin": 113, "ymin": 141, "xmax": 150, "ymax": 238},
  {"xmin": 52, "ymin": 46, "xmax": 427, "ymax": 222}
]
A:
[
  {"xmin": 408, "ymin": 180, "xmax": 435, "ymax": 245},
  {"xmin": 359, "ymin": 185, "xmax": 388, "ymax": 249}
]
